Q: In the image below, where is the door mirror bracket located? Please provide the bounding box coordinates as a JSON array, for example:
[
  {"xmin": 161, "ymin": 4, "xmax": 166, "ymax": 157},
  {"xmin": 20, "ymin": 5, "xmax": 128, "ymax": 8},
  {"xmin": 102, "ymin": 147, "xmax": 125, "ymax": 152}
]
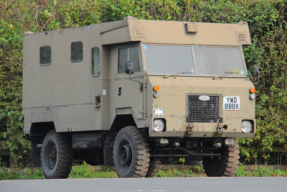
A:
[
  {"xmin": 253, "ymin": 65, "xmax": 260, "ymax": 84},
  {"xmin": 125, "ymin": 61, "xmax": 143, "ymax": 92}
]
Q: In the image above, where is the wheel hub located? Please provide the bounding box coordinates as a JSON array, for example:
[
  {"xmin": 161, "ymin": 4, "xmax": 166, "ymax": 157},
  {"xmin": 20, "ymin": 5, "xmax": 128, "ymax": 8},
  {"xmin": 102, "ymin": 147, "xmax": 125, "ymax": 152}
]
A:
[
  {"xmin": 45, "ymin": 142, "xmax": 57, "ymax": 170},
  {"xmin": 119, "ymin": 143, "xmax": 132, "ymax": 167}
]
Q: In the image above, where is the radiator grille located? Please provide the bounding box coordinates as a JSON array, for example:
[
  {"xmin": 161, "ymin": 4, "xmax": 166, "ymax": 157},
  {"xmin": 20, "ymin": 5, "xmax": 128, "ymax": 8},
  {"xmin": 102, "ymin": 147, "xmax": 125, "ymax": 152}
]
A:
[{"xmin": 186, "ymin": 94, "xmax": 222, "ymax": 123}]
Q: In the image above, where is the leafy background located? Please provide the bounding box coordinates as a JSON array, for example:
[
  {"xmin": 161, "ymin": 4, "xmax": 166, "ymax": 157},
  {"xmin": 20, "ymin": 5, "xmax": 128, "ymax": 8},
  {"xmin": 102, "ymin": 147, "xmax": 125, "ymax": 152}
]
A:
[{"xmin": 0, "ymin": 0, "xmax": 286, "ymax": 166}]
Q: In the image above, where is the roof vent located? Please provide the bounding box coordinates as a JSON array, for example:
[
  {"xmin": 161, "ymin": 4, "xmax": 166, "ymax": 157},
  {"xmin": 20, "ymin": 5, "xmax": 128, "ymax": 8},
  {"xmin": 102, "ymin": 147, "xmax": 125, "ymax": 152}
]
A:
[
  {"xmin": 237, "ymin": 33, "xmax": 246, "ymax": 42},
  {"xmin": 185, "ymin": 22, "xmax": 197, "ymax": 33},
  {"xmin": 133, "ymin": 27, "xmax": 146, "ymax": 39}
]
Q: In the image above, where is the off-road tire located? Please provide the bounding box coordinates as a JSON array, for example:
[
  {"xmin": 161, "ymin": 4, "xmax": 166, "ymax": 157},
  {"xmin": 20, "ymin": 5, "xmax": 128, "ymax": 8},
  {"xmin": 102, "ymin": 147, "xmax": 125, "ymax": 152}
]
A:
[
  {"xmin": 145, "ymin": 160, "xmax": 159, "ymax": 177},
  {"xmin": 113, "ymin": 126, "xmax": 150, "ymax": 178},
  {"xmin": 202, "ymin": 139, "xmax": 239, "ymax": 177},
  {"xmin": 41, "ymin": 130, "xmax": 73, "ymax": 179}
]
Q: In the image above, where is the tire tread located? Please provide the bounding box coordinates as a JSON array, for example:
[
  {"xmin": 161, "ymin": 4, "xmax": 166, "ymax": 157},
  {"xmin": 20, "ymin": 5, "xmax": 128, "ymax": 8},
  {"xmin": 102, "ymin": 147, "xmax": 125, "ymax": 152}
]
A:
[
  {"xmin": 113, "ymin": 126, "xmax": 150, "ymax": 178},
  {"xmin": 203, "ymin": 139, "xmax": 239, "ymax": 177},
  {"xmin": 41, "ymin": 130, "xmax": 73, "ymax": 179}
]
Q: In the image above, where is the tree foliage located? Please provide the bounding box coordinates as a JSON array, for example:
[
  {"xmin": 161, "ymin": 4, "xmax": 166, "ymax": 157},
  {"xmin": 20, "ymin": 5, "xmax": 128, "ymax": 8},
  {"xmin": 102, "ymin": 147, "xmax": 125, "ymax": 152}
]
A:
[{"xmin": 0, "ymin": 0, "xmax": 287, "ymax": 165}]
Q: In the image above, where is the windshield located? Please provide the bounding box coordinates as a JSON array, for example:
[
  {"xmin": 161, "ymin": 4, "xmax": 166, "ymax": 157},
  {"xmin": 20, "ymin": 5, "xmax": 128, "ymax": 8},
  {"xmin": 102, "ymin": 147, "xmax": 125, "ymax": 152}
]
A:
[{"xmin": 143, "ymin": 44, "xmax": 246, "ymax": 76}]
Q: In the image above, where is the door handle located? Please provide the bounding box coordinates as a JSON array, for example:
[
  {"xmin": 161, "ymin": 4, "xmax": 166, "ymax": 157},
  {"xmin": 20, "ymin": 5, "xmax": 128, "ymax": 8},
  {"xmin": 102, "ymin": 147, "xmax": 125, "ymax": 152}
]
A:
[{"xmin": 118, "ymin": 87, "xmax": 122, "ymax": 96}]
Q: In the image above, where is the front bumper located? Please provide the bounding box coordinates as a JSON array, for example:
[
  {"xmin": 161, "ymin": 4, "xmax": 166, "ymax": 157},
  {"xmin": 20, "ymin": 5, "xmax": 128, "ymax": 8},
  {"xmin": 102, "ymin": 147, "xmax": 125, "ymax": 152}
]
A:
[{"xmin": 149, "ymin": 117, "xmax": 256, "ymax": 138}]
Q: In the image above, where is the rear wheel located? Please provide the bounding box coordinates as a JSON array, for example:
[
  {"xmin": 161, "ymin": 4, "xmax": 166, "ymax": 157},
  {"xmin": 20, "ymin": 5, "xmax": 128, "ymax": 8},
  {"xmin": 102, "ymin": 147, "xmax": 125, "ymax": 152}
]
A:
[
  {"xmin": 113, "ymin": 126, "xmax": 150, "ymax": 178},
  {"xmin": 41, "ymin": 130, "xmax": 73, "ymax": 179},
  {"xmin": 202, "ymin": 139, "xmax": 239, "ymax": 177}
]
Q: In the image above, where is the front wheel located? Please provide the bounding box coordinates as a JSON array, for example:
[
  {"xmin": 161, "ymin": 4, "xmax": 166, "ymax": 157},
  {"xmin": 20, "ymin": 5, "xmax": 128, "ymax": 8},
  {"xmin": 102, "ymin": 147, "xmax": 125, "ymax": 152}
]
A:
[
  {"xmin": 145, "ymin": 160, "xmax": 159, "ymax": 177},
  {"xmin": 202, "ymin": 139, "xmax": 239, "ymax": 177},
  {"xmin": 113, "ymin": 126, "xmax": 150, "ymax": 178},
  {"xmin": 41, "ymin": 130, "xmax": 73, "ymax": 179}
]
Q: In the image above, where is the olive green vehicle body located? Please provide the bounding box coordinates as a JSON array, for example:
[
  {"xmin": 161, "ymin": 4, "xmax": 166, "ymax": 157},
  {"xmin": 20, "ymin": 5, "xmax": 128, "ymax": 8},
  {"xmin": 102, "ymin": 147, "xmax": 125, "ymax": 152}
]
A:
[{"xmin": 23, "ymin": 17, "xmax": 255, "ymax": 143}]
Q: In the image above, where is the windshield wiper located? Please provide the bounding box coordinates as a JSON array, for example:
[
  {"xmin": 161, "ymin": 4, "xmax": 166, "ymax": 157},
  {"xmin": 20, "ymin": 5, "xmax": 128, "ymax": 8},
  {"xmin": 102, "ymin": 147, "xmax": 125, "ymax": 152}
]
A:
[
  {"xmin": 164, "ymin": 72, "xmax": 191, "ymax": 79},
  {"xmin": 212, "ymin": 72, "xmax": 238, "ymax": 80}
]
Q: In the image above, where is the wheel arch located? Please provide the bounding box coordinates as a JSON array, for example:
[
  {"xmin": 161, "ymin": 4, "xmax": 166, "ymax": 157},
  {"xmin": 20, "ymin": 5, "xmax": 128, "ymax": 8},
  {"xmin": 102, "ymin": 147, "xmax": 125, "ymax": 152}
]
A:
[
  {"xmin": 110, "ymin": 114, "xmax": 137, "ymax": 131},
  {"xmin": 109, "ymin": 114, "xmax": 148, "ymax": 139},
  {"xmin": 29, "ymin": 122, "xmax": 56, "ymax": 137}
]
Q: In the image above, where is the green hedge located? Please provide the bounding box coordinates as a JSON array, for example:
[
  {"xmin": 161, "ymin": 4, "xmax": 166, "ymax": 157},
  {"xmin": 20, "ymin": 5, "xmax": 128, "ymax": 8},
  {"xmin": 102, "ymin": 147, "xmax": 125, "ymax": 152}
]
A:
[{"xmin": 0, "ymin": 0, "xmax": 287, "ymax": 165}]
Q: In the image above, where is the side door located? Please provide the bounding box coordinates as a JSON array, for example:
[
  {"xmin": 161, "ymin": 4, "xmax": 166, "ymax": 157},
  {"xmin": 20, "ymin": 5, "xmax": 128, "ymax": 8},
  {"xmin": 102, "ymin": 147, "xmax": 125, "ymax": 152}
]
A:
[
  {"xmin": 91, "ymin": 47, "xmax": 102, "ymax": 130},
  {"xmin": 112, "ymin": 43, "xmax": 145, "ymax": 121}
]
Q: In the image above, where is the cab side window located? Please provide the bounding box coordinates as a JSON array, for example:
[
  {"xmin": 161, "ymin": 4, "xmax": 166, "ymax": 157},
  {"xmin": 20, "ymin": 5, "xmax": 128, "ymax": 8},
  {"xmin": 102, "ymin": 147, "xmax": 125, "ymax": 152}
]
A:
[
  {"xmin": 71, "ymin": 42, "xmax": 83, "ymax": 62},
  {"xmin": 118, "ymin": 47, "xmax": 140, "ymax": 74},
  {"xmin": 92, "ymin": 47, "xmax": 100, "ymax": 76},
  {"xmin": 40, "ymin": 46, "xmax": 51, "ymax": 65}
]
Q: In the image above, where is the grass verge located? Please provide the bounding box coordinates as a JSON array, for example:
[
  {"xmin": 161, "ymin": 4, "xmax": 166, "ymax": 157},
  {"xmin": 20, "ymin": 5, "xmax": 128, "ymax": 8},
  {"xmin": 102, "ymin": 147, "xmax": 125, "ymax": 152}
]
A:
[{"xmin": 0, "ymin": 163, "xmax": 286, "ymax": 180}]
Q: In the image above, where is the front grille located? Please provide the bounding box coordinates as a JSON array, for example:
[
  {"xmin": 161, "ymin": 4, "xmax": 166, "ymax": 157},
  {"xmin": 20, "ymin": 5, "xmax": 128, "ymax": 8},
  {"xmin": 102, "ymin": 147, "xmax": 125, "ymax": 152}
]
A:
[{"xmin": 186, "ymin": 94, "xmax": 222, "ymax": 123}]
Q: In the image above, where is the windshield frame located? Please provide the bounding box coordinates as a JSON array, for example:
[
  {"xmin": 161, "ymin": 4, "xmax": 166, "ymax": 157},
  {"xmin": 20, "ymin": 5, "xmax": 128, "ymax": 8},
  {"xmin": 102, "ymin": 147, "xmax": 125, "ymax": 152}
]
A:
[{"xmin": 141, "ymin": 43, "xmax": 248, "ymax": 78}]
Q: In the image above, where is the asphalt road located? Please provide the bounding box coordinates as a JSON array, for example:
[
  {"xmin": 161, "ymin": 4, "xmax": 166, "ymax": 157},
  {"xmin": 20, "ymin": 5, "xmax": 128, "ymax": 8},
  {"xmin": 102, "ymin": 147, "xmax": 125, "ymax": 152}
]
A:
[{"xmin": 1, "ymin": 177, "xmax": 286, "ymax": 192}]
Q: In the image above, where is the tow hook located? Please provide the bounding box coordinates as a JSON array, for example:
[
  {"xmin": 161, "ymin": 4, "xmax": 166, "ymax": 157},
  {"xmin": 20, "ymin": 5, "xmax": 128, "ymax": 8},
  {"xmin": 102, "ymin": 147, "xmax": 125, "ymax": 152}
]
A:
[
  {"xmin": 217, "ymin": 125, "xmax": 222, "ymax": 134},
  {"xmin": 187, "ymin": 125, "xmax": 193, "ymax": 134},
  {"xmin": 216, "ymin": 119, "xmax": 222, "ymax": 134}
]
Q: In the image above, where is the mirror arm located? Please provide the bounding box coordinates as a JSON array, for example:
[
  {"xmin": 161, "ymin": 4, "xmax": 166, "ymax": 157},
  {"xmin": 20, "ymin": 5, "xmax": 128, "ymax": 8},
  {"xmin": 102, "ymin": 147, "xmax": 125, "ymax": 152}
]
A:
[
  {"xmin": 129, "ymin": 69, "xmax": 143, "ymax": 92},
  {"xmin": 253, "ymin": 75, "xmax": 260, "ymax": 84},
  {"xmin": 253, "ymin": 65, "xmax": 260, "ymax": 84}
]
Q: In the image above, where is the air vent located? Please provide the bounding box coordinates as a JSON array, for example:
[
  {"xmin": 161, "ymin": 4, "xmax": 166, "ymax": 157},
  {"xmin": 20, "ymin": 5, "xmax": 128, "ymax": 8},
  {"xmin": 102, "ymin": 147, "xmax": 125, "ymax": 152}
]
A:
[
  {"xmin": 133, "ymin": 27, "xmax": 146, "ymax": 39},
  {"xmin": 237, "ymin": 33, "xmax": 246, "ymax": 42}
]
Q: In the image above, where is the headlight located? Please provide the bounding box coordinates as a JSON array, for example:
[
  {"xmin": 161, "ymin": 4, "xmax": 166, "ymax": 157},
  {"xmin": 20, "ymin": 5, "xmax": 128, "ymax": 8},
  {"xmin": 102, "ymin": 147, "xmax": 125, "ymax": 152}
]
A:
[
  {"xmin": 250, "ymin": 93, "xmax": 256, "ymax": 100},
  {"xmin": 241, "ymin": 121, "xmax": 252, "ymax": 133},
  {"xmin": 153, "ymin": 119, "xmax": 165, "ymax": 132}
]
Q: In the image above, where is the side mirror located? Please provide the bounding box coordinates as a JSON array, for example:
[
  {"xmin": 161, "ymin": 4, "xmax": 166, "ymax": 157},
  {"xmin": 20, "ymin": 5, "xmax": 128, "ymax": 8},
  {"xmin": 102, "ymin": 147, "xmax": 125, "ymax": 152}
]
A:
[
  {"xmin": 125, "ymin": 61, "xmax": 134, "ymax": 75},
  {"xmin": 254, "ymin": 65, "xmax": 260, "ymax": 78}
]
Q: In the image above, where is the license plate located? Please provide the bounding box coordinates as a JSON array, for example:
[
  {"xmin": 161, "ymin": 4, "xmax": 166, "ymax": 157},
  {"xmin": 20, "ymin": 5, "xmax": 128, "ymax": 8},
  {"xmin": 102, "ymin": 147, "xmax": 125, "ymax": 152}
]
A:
[{"xmin": 223, "ymin": 96, "xmax": 240, "ymax": 110}]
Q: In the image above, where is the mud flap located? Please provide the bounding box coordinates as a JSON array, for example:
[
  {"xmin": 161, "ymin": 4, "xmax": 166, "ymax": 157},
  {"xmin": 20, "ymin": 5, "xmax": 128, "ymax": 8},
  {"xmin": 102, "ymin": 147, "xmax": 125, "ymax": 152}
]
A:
[
  {"xmin": 103, "ymin": 145, "xmax": 114, "ymax": 165},
  {"xmin": 31, "ymin": 141, "xmax": 41, "ymax": 167}
]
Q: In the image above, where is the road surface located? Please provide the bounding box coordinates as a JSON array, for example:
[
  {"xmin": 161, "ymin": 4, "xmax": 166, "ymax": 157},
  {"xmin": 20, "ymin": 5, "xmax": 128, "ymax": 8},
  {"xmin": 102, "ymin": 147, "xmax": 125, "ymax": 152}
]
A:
[{"xmin": 1, "ymin": 177, "xmax": 286, "ymax": 192}]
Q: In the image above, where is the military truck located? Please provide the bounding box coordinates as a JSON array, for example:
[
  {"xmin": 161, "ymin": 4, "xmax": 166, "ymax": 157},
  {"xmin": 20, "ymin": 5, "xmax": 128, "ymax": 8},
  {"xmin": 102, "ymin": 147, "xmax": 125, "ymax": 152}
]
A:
[{"xmin": 23, "ymin": 17, "xmax": 257, "ymax": 178}]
